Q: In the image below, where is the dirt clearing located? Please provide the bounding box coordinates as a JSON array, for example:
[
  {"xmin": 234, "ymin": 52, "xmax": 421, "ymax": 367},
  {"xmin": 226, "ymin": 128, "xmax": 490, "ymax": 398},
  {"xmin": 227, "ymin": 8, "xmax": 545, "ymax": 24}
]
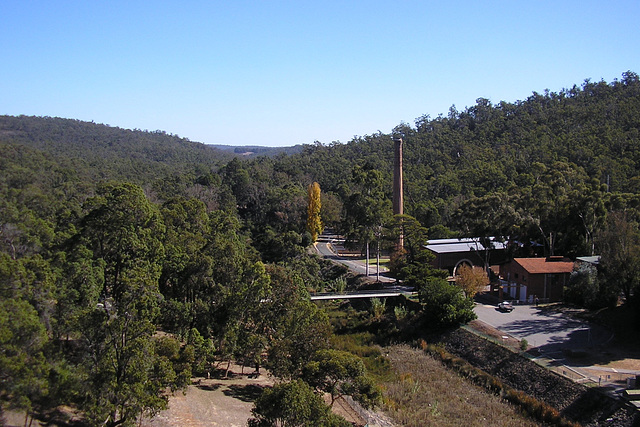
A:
[{"xmin": 141, "ymin": 364, "xmax": 273, "ymax": 427}]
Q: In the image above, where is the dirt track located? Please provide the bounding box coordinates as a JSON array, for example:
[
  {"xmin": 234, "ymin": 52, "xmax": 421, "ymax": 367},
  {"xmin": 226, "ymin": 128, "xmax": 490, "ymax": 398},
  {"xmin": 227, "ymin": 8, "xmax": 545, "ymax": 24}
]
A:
[
  {"xmin": 142, "ymin": 365, "xmax": 274, "ymax": 427},
  {"xmin": 141, "ymin": 364, "xmax": 370, "ymax": 427}
]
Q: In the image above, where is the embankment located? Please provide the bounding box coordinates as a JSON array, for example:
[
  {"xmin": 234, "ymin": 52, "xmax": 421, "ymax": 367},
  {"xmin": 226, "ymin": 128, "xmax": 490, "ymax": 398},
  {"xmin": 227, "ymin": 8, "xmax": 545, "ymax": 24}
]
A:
[{"xmin": 433, "ymin": 327, "xmax": 639, "ymax": 426}]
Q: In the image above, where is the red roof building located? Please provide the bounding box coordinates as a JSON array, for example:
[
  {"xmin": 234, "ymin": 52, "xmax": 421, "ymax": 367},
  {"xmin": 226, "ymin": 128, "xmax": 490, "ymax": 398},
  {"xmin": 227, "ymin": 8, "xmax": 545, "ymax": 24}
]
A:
[{"xmin": 499, "ymin": 257, "xmax": 574, "ymax": 303}]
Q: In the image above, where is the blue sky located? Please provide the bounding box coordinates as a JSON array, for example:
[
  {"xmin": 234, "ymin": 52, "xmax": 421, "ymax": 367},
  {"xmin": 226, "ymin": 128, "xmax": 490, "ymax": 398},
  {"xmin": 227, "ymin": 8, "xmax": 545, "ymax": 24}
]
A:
[{"xmin": 2, "ymin": 1, "xmax": 639, "ymax": 147}]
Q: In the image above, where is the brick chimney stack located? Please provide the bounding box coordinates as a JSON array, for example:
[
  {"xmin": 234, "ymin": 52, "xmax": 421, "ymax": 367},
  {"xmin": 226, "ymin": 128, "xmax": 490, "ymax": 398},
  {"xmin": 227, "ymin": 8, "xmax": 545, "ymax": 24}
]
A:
[{"xmin": 393, "ymin": 136, "xmax": 404, "ymax": 248}]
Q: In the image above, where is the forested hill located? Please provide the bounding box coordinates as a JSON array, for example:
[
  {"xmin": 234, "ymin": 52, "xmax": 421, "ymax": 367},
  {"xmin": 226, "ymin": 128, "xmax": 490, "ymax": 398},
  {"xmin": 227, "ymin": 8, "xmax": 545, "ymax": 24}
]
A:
[
  {"xmin": 282, "ymin": 71, "xmax": 640, "ymax": 195},
  {"xmin": 2, "ymin": 71, "xmax": 640, "ymax": 260},
  {"xmin": 269, "ymin": 71, "xmax": 640, "ymax": 256},
  {"xmin": 0, "ymin": 115, "xmax": 233, "ymax": 183},
  {"xmin": 2, "ymin": 72, "xmax": 640, "ymax": 425},
  {"xmin": 211, "ymin": 144, "xmax": 304, "ymax": 157}
]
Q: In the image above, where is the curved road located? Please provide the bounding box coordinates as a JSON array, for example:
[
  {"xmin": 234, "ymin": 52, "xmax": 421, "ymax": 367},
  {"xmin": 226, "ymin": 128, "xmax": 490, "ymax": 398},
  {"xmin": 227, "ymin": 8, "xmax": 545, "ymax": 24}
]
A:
[{"xmin": 314, "ymin": 240, "xmax": 396, "ymax": 283}]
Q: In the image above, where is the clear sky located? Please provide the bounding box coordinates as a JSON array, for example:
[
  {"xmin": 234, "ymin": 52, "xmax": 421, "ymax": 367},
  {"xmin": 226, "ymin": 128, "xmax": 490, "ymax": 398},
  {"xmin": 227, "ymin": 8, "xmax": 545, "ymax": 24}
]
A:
[{"xmin": 2, "ymin": 1, "xmax": 639, "ymax": 147}]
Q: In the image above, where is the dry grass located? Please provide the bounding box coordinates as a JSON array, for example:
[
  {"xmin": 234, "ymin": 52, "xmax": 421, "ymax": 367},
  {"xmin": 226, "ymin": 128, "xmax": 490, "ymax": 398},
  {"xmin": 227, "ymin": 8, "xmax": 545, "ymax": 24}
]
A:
[{"xmin": 381, "ymin": 345, "xmax": 540, "ymax": 427}]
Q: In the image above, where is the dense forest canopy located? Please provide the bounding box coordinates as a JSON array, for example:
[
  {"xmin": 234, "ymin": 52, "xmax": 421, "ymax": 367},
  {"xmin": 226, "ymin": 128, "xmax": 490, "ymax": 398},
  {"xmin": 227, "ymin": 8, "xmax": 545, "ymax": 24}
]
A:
[
  {"xmin": 0, "ymin": 115, "xmax": 234, "ymax": 184},
  {"xmin": 1, "ymin": 71, "xmax": 640, "ymax": 424}
]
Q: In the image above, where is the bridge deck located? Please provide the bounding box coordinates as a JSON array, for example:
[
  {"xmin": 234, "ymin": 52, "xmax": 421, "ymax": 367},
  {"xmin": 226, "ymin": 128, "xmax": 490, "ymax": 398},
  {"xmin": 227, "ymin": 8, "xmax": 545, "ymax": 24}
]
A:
[{"xmin": 310, "ymin": 292, "xmax": 408, "ymax": 300}]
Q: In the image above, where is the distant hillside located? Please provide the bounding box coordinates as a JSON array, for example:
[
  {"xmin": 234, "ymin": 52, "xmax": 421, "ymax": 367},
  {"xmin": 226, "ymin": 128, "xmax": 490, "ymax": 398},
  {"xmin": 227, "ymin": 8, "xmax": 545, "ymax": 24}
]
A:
[
  {"xmin": 210, "ymin": 144, "xmax": 304, "ymax": 157},
  {"xmin": 0, "ymin": 115, "xmax": 234, "ymax": 184}
]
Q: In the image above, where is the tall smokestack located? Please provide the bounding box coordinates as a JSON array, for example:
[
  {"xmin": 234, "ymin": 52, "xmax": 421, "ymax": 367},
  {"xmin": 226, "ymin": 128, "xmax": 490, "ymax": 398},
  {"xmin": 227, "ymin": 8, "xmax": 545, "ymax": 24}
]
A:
[{"xmin": 393, "ymin": 137, "xmax": 404, "ymax": 248}]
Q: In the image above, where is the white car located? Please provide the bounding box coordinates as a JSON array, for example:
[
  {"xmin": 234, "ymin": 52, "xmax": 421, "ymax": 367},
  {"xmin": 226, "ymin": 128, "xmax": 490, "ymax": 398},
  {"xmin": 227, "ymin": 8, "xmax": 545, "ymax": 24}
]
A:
[{"xmin": 498, "ymin": 301, "xmax": 514, "ymax": 312}]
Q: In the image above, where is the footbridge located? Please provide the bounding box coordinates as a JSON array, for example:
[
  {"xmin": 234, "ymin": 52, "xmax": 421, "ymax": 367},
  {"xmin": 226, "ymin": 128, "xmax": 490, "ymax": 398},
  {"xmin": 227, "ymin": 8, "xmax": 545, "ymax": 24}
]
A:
[{"xmin": 310, "ymin": 289, "xmax": 414, "ymax": 301}]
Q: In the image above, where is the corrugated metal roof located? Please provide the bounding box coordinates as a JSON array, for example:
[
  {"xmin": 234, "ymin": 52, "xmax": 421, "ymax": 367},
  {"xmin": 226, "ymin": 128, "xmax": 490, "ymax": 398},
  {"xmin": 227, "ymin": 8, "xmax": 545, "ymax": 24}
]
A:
[
  {"xmin": 426, "ymin": 238, "xmax": 506, "ymax": 254},
  {"xmin": 576, "ymin": 256, "xmax": 600, "ymax": 265}
]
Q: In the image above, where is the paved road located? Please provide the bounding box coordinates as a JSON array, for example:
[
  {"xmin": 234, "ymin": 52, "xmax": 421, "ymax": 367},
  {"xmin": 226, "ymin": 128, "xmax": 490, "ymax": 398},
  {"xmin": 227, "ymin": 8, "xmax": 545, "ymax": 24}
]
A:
[
  {"xmin": 474, "ymin": 302, "xmax": 612, "ymax": 356},
  {"xmin": 314, "ymin": 240, "xmax": 396, "ymax": 283}
]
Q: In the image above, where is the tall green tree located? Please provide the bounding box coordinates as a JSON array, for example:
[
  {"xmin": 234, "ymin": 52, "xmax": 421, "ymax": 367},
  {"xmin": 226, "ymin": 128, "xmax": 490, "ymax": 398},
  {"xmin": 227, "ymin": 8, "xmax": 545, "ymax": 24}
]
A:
[
  {"xmin": 0, "ymin": 284, "xmax": 49, "ymax": 420},
  {"xmin": 75, "ymin": 183, "xmax": 186, "ymax": 426},
  {"xmin": 596, "ymin": 211, "xmax": 640, "ymax": 303},
  {"xmin": 417, "ymin": 277, "xmax": 476, "ymax": 328},
  {"xmin": 341, "ymin": 163, "xmax": 392, "ymax": 276},
  {"xmin": 263, "ymin": 265, "xmax": 331, "ymax": 379},
  {"xmin": 302, "ymin": 349, "xmax": 381, "ymax": 409}
]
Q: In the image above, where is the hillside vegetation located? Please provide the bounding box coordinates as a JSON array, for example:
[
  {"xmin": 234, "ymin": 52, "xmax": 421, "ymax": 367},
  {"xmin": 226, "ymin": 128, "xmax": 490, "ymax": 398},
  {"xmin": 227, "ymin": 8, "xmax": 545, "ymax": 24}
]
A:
[
  {"xmin": 0, "ymin": 115, "xmax": 233, "ymax": 184},
  {"xmin": 1, "ymin": 71, "xmax": 640, "ymax": 425}
]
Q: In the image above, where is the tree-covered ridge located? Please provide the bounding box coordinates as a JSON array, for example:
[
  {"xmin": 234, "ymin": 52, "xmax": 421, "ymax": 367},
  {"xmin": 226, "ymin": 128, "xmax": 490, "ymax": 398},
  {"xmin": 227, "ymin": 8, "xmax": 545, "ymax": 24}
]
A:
[
  {"xmin": 0, "ymin": 115, "xmax": 234, "ymax": 184},
  {"xmin": 280, "ymin": 71, "xmax": 640, "ymax": 197},
  {"xmin": 268, "ymin": 72, "xmax": 640, "ymax": 254},
  {"xmin": 1, "ymin": 71, "xmax": 640, "ymax": 424},
  {"xmin": 211, "ymin": 144, "xmax": 305, "ymax": 157}
]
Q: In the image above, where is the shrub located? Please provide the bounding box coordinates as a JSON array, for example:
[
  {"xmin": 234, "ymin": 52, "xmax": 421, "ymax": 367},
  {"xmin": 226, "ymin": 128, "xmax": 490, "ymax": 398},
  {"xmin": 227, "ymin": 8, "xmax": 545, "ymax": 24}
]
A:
[{"xmin": 370, "ymin": 298, "xmax": 386, "ymax": 321}]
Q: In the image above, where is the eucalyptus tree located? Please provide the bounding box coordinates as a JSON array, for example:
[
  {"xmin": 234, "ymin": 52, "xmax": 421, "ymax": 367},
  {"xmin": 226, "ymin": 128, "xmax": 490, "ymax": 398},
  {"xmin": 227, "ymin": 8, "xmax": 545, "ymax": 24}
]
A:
[
  {"xmin": 0, "ymin": 254, "xmax": 50, "ymax": 422},
  {"xmin": 75, "ymin": 182, "xmax": 187, "ymax": 426},
  {"xmin": 248, "ymin": 379, "xmax": 351, "ymax": 427},
  {"xmin": 341, "ymin": 163, "xmax": 392, "ymax": 276},
  {"xmin": 302, "ymin": 349, "xmax": 381, "ymax": 408}
]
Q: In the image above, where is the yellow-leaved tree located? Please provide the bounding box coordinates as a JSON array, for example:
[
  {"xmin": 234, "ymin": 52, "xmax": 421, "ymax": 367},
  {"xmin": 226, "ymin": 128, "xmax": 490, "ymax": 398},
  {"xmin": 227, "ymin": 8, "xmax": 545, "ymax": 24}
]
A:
[
  {"xmin": 307, "ymin": 182, "xmax": 323, "ymax": 242},
  {"xmin": 456, "ymin": 264, "xmax": 489, "ymax": 298}
]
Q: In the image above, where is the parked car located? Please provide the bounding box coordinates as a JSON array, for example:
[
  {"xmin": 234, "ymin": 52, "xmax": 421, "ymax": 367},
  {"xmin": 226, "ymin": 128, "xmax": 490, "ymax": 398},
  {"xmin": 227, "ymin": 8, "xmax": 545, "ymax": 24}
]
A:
[{"xmin": 498, "ymin": 301, "xmax": 514, "ymax": 312}]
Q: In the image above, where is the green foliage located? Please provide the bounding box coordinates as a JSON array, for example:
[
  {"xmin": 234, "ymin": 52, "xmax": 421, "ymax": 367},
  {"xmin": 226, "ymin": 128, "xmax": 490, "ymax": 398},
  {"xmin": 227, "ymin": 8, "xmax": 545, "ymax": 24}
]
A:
[
  {"xmin": 248, "ymin": 379, "xmax": 351, "ymax": 427},
  {"xmin": 388, "ymin": 215, "xmax": 438, "ymax": 281},
  {"xmin": 326, "ymin": 276, "xmax": 347, "ymax": 294},
  {"xmin": 302, "ymin": 349, "xmax": 381, "ymax": 408},
  {"xmin": 2, "ymin": 72, "xmax": 640, "ymax": 422},
  {"xmin": 0, "ymin": 298, "xmax": 49, "ymax": 413},
  {"xmin": 596, "ymin": 211, "xmax": 640, "ymax": 303},
  {"xmin": 341, "ymin": 162, "xmax": 392, "ymax": 258},
  {"xmin": 418, "ymin": 278, "xmax": 476, "ymax": 328},
  {"xmin": 370, "ymin": 298, "xmax": 386, "ymax": 321},
  {"xmin": 72, "ymin": 183, "xmax": 187, "ymax": 426},
  {"xmin": 266, "ymin": 298, "xmax": 332, "ymax": 379},
  {"xmin": 329, "ymin": 333, "xmax": 394, "ymax": 382},
  {"xmin": 0, "ymin": 115, "xmax": 231, "ymax": 185},
  {"xmin": 394, "ymin": 305, "xmax": 408, "ymax": 321},
  {"xmin": 565, "ymin": 263, "xmax": 604, "ymax": 309}
]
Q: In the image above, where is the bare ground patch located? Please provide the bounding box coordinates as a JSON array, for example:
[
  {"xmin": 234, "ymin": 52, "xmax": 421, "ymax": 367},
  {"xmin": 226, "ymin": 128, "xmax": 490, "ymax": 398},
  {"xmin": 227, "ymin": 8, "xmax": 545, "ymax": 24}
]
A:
[
  {"xmin": 141, "ymin": 364, "xmax": 274, "ymax": 427},
  {"xmin": 140, "ymin": 363, "xmax": 371, "ymax": 427}
]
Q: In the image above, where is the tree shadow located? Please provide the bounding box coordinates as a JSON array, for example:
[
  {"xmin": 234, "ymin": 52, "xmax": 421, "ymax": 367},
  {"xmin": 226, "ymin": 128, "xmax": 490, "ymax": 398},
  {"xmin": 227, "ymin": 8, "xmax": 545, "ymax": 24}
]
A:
[
  {"xmin": 210, "ymin": 367, "xmax": 243, "ymax": 380},
  {"xmin": 195, "ymin": 383, "xmax": 222, "ymax": 392},
  {"xmin": 223, "ymin": 384, "xmax": 268, "ymax": 402},
  {"xmin": 501, "ymin": 316, "xmax": 587, "ymax": 338}
]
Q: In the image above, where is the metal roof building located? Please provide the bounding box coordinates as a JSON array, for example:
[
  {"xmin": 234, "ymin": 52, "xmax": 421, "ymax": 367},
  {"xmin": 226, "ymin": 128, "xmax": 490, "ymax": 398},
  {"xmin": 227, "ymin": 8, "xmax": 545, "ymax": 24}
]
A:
[{"xmin": 425, "ymin": 237, "xmax": 509, "ymax": 274}]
